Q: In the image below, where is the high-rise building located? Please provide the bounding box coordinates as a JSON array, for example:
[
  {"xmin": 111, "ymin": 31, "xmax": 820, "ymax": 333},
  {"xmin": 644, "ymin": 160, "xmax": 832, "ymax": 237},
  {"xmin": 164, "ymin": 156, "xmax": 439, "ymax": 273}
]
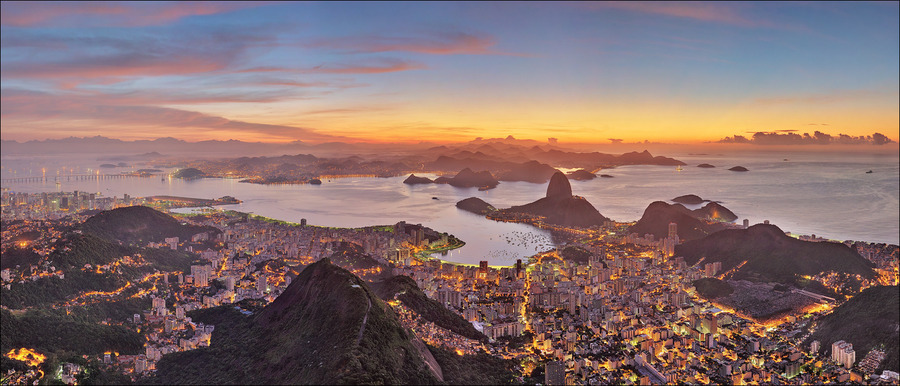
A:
[
  {"xmin": 257, "ymin": 274, "xmax": 268, "ymax": 294},
  {"xmin": 668, "ymin": 222, "xmax": 678, "ymax": 240},
  {"xmin": 832, "ymin": 340, "xmax": 856, "ymax": 368},
  {"xmin": 810, "ymin": 340, "xmax": 820, "ymax": 354},
  {"xmin": 743, "ymin": 219, "xmax": 750, "ymax": 229},
  {"xmin": 545, "ymin": 361, "xmax": 565, "ymax": 386}
]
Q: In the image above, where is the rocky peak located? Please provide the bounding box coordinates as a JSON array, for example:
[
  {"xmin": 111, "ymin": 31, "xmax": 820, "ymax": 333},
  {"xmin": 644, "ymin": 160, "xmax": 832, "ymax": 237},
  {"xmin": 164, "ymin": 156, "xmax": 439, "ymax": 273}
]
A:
[{"xmin": 546, "ymin": 171, "xmax": 573, "ymax": 198}]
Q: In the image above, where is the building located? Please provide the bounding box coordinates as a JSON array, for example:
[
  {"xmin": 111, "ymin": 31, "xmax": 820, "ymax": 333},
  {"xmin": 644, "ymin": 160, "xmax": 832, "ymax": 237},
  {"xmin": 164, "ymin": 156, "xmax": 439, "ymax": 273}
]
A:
[
  {"xmin": 832, "ymin": 340, "xmax": 856, "ymax": 369},
  {"xmin": 545, "ymin": 361, "xmax": 565, "ymax": 386}
]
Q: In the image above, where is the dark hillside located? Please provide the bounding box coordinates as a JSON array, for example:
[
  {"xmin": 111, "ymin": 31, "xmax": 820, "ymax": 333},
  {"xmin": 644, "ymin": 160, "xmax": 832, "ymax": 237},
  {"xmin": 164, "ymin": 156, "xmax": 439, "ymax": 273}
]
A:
[
  {"xmin": 805, "ymin": 286, "xmax": 899, "ymax": 372},
  {"xmin": 81, "ymin": 206, "xmax": 219, "ymax": 245},
  {"xmin": 676, "ymin": 224, "xmax": 875, "ymax": 283}
]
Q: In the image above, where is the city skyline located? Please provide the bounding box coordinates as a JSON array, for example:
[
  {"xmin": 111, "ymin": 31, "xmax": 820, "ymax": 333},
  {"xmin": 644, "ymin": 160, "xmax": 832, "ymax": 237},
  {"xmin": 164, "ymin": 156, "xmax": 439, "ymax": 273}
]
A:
[{"xmin": 2, "ymin": 1, "xmax": 898, "ymax": 144}]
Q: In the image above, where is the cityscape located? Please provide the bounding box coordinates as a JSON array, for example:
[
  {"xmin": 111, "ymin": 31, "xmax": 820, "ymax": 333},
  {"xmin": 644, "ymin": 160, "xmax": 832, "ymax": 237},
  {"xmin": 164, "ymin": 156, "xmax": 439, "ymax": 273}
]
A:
[{"xmin": 2, "ymin": 2, "xmax": 899, "ymax": 386}]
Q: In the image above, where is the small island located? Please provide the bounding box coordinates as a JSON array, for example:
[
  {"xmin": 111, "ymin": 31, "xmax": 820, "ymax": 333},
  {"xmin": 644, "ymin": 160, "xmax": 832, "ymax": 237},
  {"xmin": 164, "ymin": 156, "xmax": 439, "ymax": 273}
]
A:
[
  {"xmin": 403, "ymin": 174, "xmax": 434, "ymax": 185},
  {"xmin": 672, "ymin": 194, "xmax": 705, "ymax": 205},
  {"xmin": 172, "ymin": 167, "xmax": 206, "ymax": 180},
  {"xmin": 566, "ymin": 169, "xmax": 597, "ymax": 181},
  {"xmin": 728, "ymin": 166, "xmax": 749, "ymax": 172},
  {"xmin": 697, "ymin": 163, "xmax": 716, "ymax": 168}
]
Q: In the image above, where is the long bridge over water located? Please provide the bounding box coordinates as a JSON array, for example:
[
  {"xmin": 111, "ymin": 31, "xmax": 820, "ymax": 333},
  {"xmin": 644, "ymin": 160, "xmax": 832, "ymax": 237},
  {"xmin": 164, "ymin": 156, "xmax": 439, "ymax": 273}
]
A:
[{"xmin": 1, "ymin": 173, "xmax": 164, "ymax": 184}]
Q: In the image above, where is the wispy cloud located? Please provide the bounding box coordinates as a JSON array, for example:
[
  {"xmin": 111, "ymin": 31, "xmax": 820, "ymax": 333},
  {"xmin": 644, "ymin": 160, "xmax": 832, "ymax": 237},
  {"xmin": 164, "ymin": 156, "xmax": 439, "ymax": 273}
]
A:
[
  {"xmin": 239, "ymin": 58, "xmax": 427, "ymax": 75},
  {"xmin": 0, "ymin": 2, "xmax": 261, "ymax": 27},
  {"xmin": 588, "ymin": 2, "xmax": 775, "ymax": 28},
  {"xmin": 307, "ymin": 32, "xmax": 524, "ymax": 56},
  {"xmin": 0, "ymin": 88, "xmax": 345, "ymax": 142}
]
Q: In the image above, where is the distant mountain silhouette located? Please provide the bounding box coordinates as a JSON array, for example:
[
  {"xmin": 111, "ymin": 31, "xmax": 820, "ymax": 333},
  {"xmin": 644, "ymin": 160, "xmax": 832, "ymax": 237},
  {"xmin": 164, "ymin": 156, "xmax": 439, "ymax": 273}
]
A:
[
  {"xmin": 675, "ymin": 224, "xmax": 875, "ymax": 283},
  {"xmin": 697, "ymin": 163, "xmax": 716, "ymax": 168},
  {"xmin": 503, "ymin": 172, "xmax": 609, "ymax": 227},
  {"xmin": 439, "ymin": 168, "xmax": 499, "ymax": 189},
  {"xmin": 497, "ymin": 161, "xmax": 559, "ymax": 183}
]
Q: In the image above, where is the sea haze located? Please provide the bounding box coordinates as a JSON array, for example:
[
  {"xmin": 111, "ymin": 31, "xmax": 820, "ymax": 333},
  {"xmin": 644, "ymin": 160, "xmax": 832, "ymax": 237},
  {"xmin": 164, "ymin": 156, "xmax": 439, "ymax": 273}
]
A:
[{"xmin": 2, "ymin": 149, "xmax": 897, "ymax": 266}]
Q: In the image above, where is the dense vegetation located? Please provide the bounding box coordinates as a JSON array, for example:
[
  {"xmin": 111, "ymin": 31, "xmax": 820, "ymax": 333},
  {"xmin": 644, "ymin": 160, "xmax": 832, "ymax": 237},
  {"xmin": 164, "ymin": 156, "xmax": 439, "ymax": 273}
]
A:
[
  {"xmin": 676, "ymin": 224, "xmax": 875, "ymax": 284},
  {"xmin": 80, "ymin": 205, "xmax": 218, "ymax": 245},
  {"xmin": 151, "ymin": 260, "xmax": 440, "ymax": 384},
  {"xmin": 428, "ymin": 345, "xmax": 517, "ymax": 384},
  {"xmin": 805, "ymin": 286, "xmax": 899, "ymax": 372},
  {"xmin": 373, "ymin": 275, "xmax": 487, "ymax": 341},
  {"xmin": 692, "ymin": 278, "xmax": 734, "ymax": 299},
  {"xmin": 1, "ymin": 309, "xmax": 143, "ymax": 356},
  {"xmin": 560, "ymin": 245, "xmax": 594, "ymax": 265}
]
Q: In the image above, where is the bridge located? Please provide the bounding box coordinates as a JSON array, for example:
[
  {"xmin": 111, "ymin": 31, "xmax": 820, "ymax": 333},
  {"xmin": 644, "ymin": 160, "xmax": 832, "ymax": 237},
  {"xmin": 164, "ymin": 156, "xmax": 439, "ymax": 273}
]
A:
[{"xmin": 1, "ymin": 174, "xmax": 163, "ymax": 184}]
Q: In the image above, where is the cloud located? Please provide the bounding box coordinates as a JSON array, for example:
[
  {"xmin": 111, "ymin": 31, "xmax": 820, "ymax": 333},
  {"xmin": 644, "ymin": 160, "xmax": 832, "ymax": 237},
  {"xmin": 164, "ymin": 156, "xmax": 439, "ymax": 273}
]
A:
[
  {"xmin": 587, "ymin": 2, "xmax": 774, "ymax": 28},
  {"xmin": 238, "ymin": 58, "xmax": 426, "ymax": 75},
  {"xmin": 0, "ymin": 2, "xmax": 261, "ymax": 27},
  {"xmin": 718, "ymin": 130, "xmax": 895, "ymax": 145},
  {"xmin": 1, "ymin": 28, "xmax": 274, "ymax": 88},
  {"xmin": 307, "ymin": 32, "xmax": 522, "ymax": 56},
  {"xmin": 0, "ymin": 88, "xmax": 344, "ymax": 142}
]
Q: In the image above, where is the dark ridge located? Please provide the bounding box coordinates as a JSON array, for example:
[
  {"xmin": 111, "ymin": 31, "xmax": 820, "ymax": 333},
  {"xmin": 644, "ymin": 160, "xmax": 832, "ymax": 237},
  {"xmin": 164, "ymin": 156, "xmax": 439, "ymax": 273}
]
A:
[
  {"xmin": 804, "ymin": 286, "xmax": 899, "ymax": 372},
  {"xmin": 697, "ymin": 163, "xmax": 716, "ymax": 168},
  {"xmin": 403, "ymin": 174, "xmax": 434, "ymax": 185},
  {"xmin": 154, "ymin": 259, "xmax": 442, "ymax": 384},
  {"xmin": 675, "ymin": 224, "xmax": 876, "ymax": 284},
  {"xmin": 728, "ymin": 166, "xmax": 749, "ymax": 172},
  {"xmin": 693, "ymin": 202, "xmax": 738, "ymax": 222},
  {"xmin": 371, "ymin": 275, "xmax": 487, "ymax": 342},
  {"xmin": 629, "ymin": 201, "xmax": 721, "ymax": 241},
  {"xmin": 456, "ymin": 197, "xmax": 497, "ymax": 215},
  {"xmin": 497, "ymin": 161, "xmax": 559, "ymax": 183},
  {"xmin": 672, "ymin": 194, "xmax": 704, "ymax": 205},
  {"xmin": 80, "ymin": 206, "xmax": 219, "ymax": 245}
]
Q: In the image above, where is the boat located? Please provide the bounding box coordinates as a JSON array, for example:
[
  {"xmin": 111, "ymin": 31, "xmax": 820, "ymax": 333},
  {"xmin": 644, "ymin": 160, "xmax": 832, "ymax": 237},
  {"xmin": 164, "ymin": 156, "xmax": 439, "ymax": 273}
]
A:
[
  {"xmin": 432, "ymin": 197, "xmax": 439, "ymax": 200},
  {"xmin": 675, "ymin": 165, "xmax": 683, "ymax": 171},
  {"xmin": 866, "ymin": 170, "xmax": 873, "ymax": 174}
]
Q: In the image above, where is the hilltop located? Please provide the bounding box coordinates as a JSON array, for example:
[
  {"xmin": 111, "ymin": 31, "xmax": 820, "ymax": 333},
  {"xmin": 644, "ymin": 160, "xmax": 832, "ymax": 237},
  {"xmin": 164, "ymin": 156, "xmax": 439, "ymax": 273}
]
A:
[
  {"xmin": 502, "ymin": 171, "xmax": 609, "ymax": 228},
  {"xmin": 81, "ymin": 206, "xmax": 219, "ymax": 245},
  {"xmin": 629, "ymin": 201, "xmax": 725, "ymax": 241},
  {"xmin": 153, "ymin": 259, "xmax": 442, "ymax": 384},
  {"xmin": 456, "ymin": 197, "xmax": 497, "ymax": 215},
  {"xmin": 805, "ymin": 286, "xmax": 899, "ymax": 372},
  {"xmin": 675, "ymin": 224, "xmax": 875, "ymax": 283},
  {"xmin": 435, "ymin": 168, "xmax": 499, "ymax": 189}
]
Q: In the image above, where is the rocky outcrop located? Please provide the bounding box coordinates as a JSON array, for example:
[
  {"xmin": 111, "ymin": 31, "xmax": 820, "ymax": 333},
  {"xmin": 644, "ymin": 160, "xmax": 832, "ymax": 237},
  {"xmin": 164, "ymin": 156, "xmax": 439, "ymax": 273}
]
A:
[
  {"xmin": 502, "ymin": 171, "xmax": 608, "ymax": 227},
  {"xmin": 567, "ymin": 169, "xmax": 596, "ymax": 180},
  {"xmin": 456, "ymin": 197, "xmax": 497, "ymax": 215},
  {"xmin": 403, "ymin": 174, "xmax": 434, "ymax": 184}
]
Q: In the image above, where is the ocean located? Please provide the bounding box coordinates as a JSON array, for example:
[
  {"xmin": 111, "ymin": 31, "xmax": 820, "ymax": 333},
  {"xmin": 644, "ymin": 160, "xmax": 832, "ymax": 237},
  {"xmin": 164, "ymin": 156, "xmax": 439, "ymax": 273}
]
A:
[{"xmin": 2, "ymin": 149, "xmax": 897, "ymax": 265}]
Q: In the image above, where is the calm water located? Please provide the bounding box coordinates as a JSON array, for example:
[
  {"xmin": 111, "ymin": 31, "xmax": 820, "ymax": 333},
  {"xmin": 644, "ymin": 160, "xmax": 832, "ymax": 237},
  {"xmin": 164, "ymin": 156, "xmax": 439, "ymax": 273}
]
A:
[{"xmin": 2, "ymin": 150, "xmax": 898, "ymax": 265}]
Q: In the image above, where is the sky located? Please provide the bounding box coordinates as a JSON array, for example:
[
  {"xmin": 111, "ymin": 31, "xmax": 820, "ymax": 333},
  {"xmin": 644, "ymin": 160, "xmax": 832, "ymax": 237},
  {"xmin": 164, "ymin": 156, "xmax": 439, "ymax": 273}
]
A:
[{"xmin": 1, "ymin": 1, "xmax": 898, "ymax": 144}]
